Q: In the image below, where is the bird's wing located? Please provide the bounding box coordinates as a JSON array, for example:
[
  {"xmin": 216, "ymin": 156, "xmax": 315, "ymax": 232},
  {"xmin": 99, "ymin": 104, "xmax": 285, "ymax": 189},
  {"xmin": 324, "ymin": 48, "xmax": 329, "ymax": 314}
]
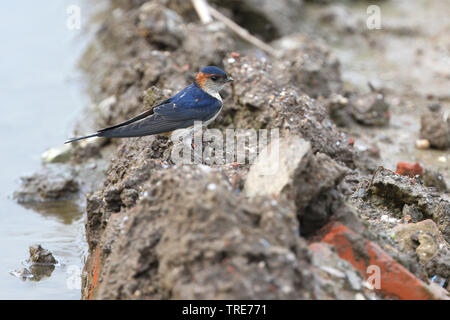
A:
[
  {"xmin": 97, "ymin": 109, "xmax": 154, "ymax": 133},
  {"xmin": 97, "ymin": 97, "xmax": 171, "ymax": 133},
  {"xmin": 98, "ymin": 99, "xmax": 222, "ymax": 138},
  {"xmin": 99, "ymin": 114, "xmax": 194, "ymax": 138},
  {"xmin": 153, "ymin": 98, "xmax": 222, "ymax": 122}
]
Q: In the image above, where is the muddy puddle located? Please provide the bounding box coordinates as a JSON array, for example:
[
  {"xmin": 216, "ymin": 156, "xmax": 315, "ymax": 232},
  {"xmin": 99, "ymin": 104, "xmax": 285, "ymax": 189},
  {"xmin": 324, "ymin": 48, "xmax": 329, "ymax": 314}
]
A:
[{"xmin": 0, "ymin": 1, "xmax": 92, "ymax": 299}]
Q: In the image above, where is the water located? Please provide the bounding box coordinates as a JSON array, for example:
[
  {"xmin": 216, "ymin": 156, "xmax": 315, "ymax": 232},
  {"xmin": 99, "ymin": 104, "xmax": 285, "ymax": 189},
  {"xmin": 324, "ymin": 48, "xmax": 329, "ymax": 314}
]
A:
[{"xmin": 0, "ymin": 1, "xmax": 90, "ymax": 299}]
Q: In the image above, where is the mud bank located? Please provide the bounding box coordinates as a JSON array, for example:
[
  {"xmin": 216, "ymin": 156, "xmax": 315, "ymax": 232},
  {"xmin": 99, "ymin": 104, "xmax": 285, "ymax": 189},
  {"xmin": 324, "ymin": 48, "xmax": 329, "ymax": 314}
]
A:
[{"xmin": 18, "ymin": 0, "xmax": 449, "ymax": 299}]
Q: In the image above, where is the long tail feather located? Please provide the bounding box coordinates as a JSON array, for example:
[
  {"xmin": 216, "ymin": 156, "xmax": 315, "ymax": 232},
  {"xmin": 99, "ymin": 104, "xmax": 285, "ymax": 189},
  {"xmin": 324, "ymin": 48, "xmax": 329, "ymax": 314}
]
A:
[{"xmin": 64, "ymin": 133, "xmax": 99, "ymax": 144}]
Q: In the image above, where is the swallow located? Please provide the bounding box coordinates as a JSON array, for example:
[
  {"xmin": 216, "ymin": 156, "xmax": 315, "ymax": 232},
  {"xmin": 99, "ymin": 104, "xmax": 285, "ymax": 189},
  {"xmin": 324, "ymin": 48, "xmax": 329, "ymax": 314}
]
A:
[{"xmin": 65, "ymin": 66, "xmax": 233, "ymax": 144}]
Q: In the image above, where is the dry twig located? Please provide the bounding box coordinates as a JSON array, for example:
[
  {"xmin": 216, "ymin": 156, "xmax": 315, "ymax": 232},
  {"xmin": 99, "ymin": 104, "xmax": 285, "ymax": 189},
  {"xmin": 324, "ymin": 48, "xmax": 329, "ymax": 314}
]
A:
[{"xmin": 191, "ymin": 0, "xmax": 282, "ymax": 58}]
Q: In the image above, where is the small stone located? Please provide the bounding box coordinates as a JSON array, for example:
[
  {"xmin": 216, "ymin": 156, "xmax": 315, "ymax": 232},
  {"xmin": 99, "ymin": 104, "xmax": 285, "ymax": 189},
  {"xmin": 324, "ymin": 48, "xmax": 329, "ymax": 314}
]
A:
[
  {"xmin": 422, "ymin": 169, "xmax": 447, "ymax": 192},
  {"xmin": 419, "ymin": 108, "xmax": 450, "ymax": 149},
  {"xmin": 28, "ymin": 244, "xmax": 57, "ymax": 265},
  {"xmin": 41, "ymin": 144, "xmax": 72, "ymax": 163},
  {"xmin": 355, "ymin": 293, "xmax": 366, "ymax": 300},
  {"xmin": 393, "ymin": 220, "xmax": 443, "ymax": 264},
  {"xmin": 415, "ymin": 139, "xmax": 430, "ymax": 150},
  {"xmin": 244, "ymin": 136, "xmax": 311, "ymax": 197}
]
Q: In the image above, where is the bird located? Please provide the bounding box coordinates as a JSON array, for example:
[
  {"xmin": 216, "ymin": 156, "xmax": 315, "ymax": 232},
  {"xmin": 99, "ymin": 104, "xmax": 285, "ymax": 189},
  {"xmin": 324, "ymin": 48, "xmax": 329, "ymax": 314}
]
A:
[{"xmin": 65, "ymin": 66, "xmax": 233, "ymax": 144}]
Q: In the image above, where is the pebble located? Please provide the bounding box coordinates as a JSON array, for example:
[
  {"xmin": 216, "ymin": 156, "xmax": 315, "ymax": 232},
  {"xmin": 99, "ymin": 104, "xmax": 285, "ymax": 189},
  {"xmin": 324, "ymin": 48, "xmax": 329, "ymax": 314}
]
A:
[
  {"xmin": 355, "ymin": 293, "xmax": 366, "ymax": 300},
  {"xmin": 207, "ymin": 183, "xmax": 217, "ymax": 191},
  {"xmin": 41, "ymin": 144, "xmax": 72, "ymax": 163},
  {"xmin": 415, "ymin": 139, "xmax": 430, "ymax": 149},
  {"xmin": 380, "ymin": 215, "xmax": 397, "ymax": 224}
]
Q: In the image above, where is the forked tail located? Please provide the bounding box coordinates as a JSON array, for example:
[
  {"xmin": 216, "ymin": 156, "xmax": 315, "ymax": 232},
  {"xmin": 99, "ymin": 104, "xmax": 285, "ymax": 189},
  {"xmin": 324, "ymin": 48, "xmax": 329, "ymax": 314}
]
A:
[{"xmin": 64, "ymin": 133, "xmax": 99, "ymax": 144}]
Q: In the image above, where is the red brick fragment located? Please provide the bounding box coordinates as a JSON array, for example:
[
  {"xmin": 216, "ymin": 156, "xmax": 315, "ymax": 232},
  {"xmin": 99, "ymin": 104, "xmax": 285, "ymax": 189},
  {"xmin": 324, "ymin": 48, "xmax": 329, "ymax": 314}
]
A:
[
  {"xmin": 349, "ymin": 138, "xmax": 355, "ymax": 146},
  {"xmin": 317, "ymin": 222, "xmax": 448, "ymax": 300},
  {"xmin": 231, "ymin": 52, "xmax": 240, "ymax": 58},
  {"xmin": 396, "ymin": 162, "xmax": 423, "ymax": 178}
]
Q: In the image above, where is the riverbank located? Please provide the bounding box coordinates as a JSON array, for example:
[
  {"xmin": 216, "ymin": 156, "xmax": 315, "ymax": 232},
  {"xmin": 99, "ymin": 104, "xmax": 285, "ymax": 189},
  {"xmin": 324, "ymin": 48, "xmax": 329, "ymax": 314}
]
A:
[{"xmin": 15, "ymin": 0, "xmax": 449, "ymax": 299}]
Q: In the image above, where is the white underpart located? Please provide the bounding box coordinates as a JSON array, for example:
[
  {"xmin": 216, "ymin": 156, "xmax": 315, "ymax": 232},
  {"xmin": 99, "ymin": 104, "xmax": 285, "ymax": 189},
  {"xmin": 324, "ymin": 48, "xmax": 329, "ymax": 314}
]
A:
[
  {"xmin": 203, "ymin": 87, "xmax": 222, "ymax": 102},
  {"xmin": 202, "ymin": 85, "xmax": 223, "ymax": 126}
]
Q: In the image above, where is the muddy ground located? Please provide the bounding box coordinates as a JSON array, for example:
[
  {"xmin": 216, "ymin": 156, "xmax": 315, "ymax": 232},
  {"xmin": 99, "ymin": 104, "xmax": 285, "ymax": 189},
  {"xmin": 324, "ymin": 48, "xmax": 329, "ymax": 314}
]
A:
[{"xmin": 15, "ymin": 0, "xmax": 449, "ymax": 299}]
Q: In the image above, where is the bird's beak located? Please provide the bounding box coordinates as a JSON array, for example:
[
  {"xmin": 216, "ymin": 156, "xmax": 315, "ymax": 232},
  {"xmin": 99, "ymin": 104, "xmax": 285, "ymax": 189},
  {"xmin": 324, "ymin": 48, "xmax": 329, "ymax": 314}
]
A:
[{"xmin": 226, "ymin": 76, "xmax": 233, "ymax": 83}]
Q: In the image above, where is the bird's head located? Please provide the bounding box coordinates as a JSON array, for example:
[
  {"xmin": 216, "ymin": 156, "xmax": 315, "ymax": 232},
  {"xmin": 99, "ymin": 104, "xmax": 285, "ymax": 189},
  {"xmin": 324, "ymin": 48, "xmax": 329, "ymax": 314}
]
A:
[{"xmin": 195, "ymin": 66, "xmax": 233, "ymax": 96}]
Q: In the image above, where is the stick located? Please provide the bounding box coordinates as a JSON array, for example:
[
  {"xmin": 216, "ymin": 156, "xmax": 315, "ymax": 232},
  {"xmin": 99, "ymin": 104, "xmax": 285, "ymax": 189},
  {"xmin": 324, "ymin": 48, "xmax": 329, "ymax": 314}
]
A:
[
  {"xmin": 192, "ymin": 0, "xmax": 212, "ymax": 24},
  {"xmin": 191, "ymin": 0, "xmax": 282, "ymax": 58}
]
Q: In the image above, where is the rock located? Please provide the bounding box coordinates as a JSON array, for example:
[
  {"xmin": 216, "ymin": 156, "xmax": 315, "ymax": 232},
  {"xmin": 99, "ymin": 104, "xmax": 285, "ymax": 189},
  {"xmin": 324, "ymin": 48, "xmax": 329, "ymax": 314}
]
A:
[
  {"xmin": 244, "ymin": 135, "xmax": 312, "ymax": 197},
  {"xmin": 349, "ymin": 92, "xmax": 390, "ymax": 126},
  {"xmin": 321, "ymin": 93, "xmax": 353, "ymax": 127},
  {"xmin": 245, "ymin": 135, "xmax": 349, "ymax": 236},
  {"xmin": 420, "ymin": 106, "xmax": 450, "ymax": 150},
  {"xmin": 415, "ymin": 139, "xmax": 430, "ymax": 150},
  {"xmin": 294, "ymin": 152, "xmax": 349, "ymax": 236},
  {"xmin": 393, "ymin": 220, "xmax": 446, "ymax": 263},
  {"xmin": 393, "ymin": 220, "xmax": 450, "ymax": 281},
  {"xmin": 368, "ymin": 167, "xmax": 450, "ymax": 242},
  {"xmin": 28, "ymin": 244, "xmax": 57, "ymax": 265},
  {"xmin": 13, "ymin": 168, "xmax": 79, "ymax": 203},
  {"xmin": 10, "ymin": 245, "xmax": 57, "ymax": 282},
  {"xmin": 423, "ymin": 169, "xmax": 447, "ymax": 192},
  {"xmin": 41, "ymin": 144, "xmax": 72, "ymax": 163}
]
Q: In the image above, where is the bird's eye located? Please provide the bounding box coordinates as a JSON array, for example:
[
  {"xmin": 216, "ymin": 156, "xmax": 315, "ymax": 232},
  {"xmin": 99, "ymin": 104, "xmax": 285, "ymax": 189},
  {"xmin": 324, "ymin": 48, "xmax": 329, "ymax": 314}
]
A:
[{"xmin": 211, "ymin": 76, "xmax": 218, "ymax": 81}]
